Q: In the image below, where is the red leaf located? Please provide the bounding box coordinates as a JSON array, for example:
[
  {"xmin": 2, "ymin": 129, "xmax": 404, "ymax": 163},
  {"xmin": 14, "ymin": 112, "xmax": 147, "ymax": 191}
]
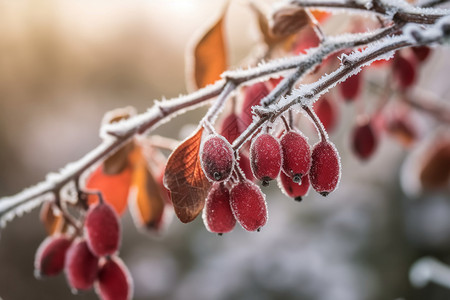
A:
[{"xmin": 164, "ymin": 128, "xmax": 211, "ymax": 223}]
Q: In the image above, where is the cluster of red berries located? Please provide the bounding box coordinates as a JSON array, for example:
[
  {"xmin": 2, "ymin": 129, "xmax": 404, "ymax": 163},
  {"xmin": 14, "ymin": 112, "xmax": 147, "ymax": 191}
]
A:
[
  {"xmin": 312, "ymin": 45, "xmax": 432, "ymax": 161},
  {"xmin": 200, "ymin": 123, "xmax": 341, "ymax": 234},
  {"xmin": 34, "ymin": 201, "xmax": 132, "ymax": 300}
]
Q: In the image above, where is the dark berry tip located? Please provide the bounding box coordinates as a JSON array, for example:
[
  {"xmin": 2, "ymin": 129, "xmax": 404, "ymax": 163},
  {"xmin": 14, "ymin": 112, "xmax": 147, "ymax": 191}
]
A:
[
  {"xmin": 320, "ymin": 192, "xmax": 329, "ymax": 197},
  {"xmin": 294, "ymin": 196, "xmax": 303, "ymax": 202},
  {"xmin": 256, "ymin": 228, "xmax": 261, "ymax": 232},
  {"xmin": 261, "ymin": 180, "xmax": 270, "ymax": 187},
  {"xmin": 292, "ymin": 174, "xmax": 302, "ymax": 183},
  {"xmin": 217, "ymin": 233, "xmax": 223, "ymax": 236},
  {"xmin": 213, "ymin": 172, "xmax": 222, "ymax": 181}
]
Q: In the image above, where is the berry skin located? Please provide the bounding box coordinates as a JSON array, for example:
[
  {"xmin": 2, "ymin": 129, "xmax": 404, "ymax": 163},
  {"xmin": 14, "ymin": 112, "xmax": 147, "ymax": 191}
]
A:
[
  {"xmin": 96, "ymin": 257, "xmax": 133, "ymax": 300},
  {"xmin": 313, "ymin": 96, "xmax": 338, "ymax": 132},
  {"xmin": 34, "ymin": 235, "xmax": 72, "ymax": 278},
  {"xmin": 241, "ymin": 82, "xmax": 270, "ymax": 127},
  {"xmin": 65, "ymin": 239, "xmax": 99, "ymax": 291},
  {"xmin": 250, "ymin": 133, "xmax": 282, "ymax": 186},
  {"xmin": 203, "ymin": 182, "xmax": 236, "ymax": 234},
  {"xmin": 280, "ymin": 131, "xmax": 311, "ymax": 183},
  {"xmin": 279, "ymin": 172, "xmax": 310, "ymax": 202},
  {"xmin": 230, "ymin": 180, "xmax": 268, "ymax": 232},
  {"xmin": 351, "ymin": 120, "xmax": 378, "ymax": 160},
  {"xmin": 238, "ymin": 154, "xmax": 255, "ymax": 182},
  {"xmin": 339, "ymin": 72, "xmax": 362, "ymax": 102},
  {"xmin": 309, "ymin": 140, "xmax": 341, "ymax": 196},
  {"xmin": 85, "ymin": 202, "xmax": 121, "ymax": 257},
  {"xmin": 200, "ymin": 135, "xmax": 235, "ymax": 182},
  {"xmin": 393, "ymin": 54, "xmax": 416, "ymax": 89}
]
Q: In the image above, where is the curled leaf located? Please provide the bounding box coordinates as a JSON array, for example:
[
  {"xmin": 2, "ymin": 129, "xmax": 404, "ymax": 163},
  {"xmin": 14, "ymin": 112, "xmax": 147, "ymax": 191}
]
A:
[
  {"xmin": 128, "ymin": 148, "xmax": 171, "ymax": 233},
  {"xmin": 271, "ymin": 5, "xmax": 310, "ymax": 39},
  {"xmin": 164, "ymin": 128, "xmax": 212, "ymax": 223},
  {"xmin": 188, "ymin": 6, "xmax": 228, "ymax": 90},
  {"xmin": 102, "ymin": 107, "xmax": 136, "ymax": 174},
  {"xmin": 40, "ymin": 201, "xmax": 65, "ymax": 235}
]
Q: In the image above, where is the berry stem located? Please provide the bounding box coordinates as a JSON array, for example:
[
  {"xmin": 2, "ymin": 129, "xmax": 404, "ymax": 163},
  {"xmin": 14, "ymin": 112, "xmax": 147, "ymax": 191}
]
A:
[{"xmin": 303, "ymin": 106, "xmax": 327, "ymax": 142}]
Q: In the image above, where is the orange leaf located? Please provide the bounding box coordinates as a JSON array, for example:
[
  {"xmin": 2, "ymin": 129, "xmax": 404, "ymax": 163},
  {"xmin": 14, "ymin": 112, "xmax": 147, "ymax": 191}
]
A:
[
  {"xmin": 40, "ymin": 201, "xmax": 65, "ymax": 235},
  {"xmin": 164, "ymin": 127, "xmax": 212, "ymax": 223},
  {"xmin": 128, "ymin": 148, "xmax": 170, "ymax": 233},
  {"xmin": 310, "ymin": 9, "xmax": 331, "ymax": 24},
  {"xmin": 189, "ymin": 7, "xmax": 228, "ymax": 90},
  {"xmin": 85, "ymin": 164, "xmax": 132, "ymax": 215}
]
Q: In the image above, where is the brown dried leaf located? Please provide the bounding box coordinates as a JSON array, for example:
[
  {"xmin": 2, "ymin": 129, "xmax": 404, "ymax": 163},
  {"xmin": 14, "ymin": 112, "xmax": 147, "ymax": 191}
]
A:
[
  {"xmin": 190, "ymin": 7, "xmax": 228, "ymax": 90},
  {"xmin": 271, "ymin": 5, "xmax": 310, "ymax": 39},
  {"xmin": 129, "ymin": 148, "xmax": 168, "ymax": 233},
  {"xmin": 420, "ymin": 139, "xmax": 450, "ymax": 190},
  {"xmin": 102, "ymin": 107, "xmax": 136, "ymax": 174},
  {"xmin": 249, "ymin": 2, "xmax": 284, "ymax": 47},
  {"xmin": 39, "ymin": 201, "xmax": 65, "ymax": 235},
  {"xmin": 164, "ymin": 127, "xmax": 211, "ymax": 223}
]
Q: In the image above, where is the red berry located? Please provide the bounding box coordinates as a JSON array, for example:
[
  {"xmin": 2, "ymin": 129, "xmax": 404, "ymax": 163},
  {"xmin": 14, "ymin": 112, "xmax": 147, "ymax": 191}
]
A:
[
  {"xmin": 203, "ymin": 182, "xmax": 236, "ymax": 234},
  {"xmin": 250, "ymin": 133, "xmax": 282, "ymax": 186},
  {"xmin": 313, "ymin": 96, "xmax": 338, "ymax": 132},
  {"xmin": 230, "ymin": 180, "xmax": 268, "ymax": 232},
  {"xmin": 85, "ymin": 202, "xmax": 121, "ymax": 257},
  {"xmin": 351, "ymin": 119, "xmax": 378, "ymax": 160},
  {"xmin": 339, "ymin": 72, "xmax": 362, "ymax": 102},
  {"xmin": 309, "ymin": 140, "xmax": 341, "ymax": 196},
  {"xmin": 220, "ymin": 112, "xmax": 245, "ymax": 144},
  {"xmin": 34, "ymin": 235, "xmax": 72, "ymax": 278},
  {"xmin": 65, "ymin": 239, "xmax": 99, "ymax": 291},
  {"xmin": 96, "ymin": 257, "xmax": 133, "ymax": 300},
  {"xmin": 280, "ymin": 131, "xmax": 311, "ymax": 183},
  {"xmin": 200, "ymin": 135, "xmax": 235, "ymax": 182},
  {"xmin": 278, "ymin": 172, "xmax": 310, "ymax": 202},
  {"xmin": 411, "ymin": 46, "xmax": 431, "ymax": 63},
  {"xmin": 241, "ymin": 82, "xmax": 270, "ymax": 127},
  {"xmin": 237, "ymin": 154, "xmax": 255, "ymax": 182},
  {"xmin": 393, "ymin": 54, "xmax": 416, "ymax": 89}
]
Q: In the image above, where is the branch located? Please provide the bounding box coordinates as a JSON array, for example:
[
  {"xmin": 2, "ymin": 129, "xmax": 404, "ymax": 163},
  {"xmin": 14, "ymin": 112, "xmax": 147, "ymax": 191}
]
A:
[
  {"xmin": 0, "ymin": 3, "xmax": 449, "ymax": 229},
  {"xmin": 290, "ymin": 0, "xmax": 450, "ymax": 24}
]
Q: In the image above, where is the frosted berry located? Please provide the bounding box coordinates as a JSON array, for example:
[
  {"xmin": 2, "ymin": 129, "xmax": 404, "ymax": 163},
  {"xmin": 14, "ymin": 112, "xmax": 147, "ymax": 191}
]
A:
[
  {"xmin": 85, "ymin": 202, "xmax": 121, "ymax": 257},
  {"xmin": 339, "ymin": 72, "xmax": 362, "ymax": 102},
  {"xmin": 241, "ymin": 82, "xmax": 269, "ymax": 127},
  {"xmin": 220, "ymin": 112, "xmax": 245, "ymax": 144},
  {"xmin": 238, "ymin": 154, "xmax": 255, "ymax": 182},
  {"xmin": 412, "ymin": 46, "xmax": 431, "ymax": 63},
  {"xmin": 250, "ymin": 133, "xmax": 282, "ymax": 186},
  {"xmin": 279, "ymin": 171, "xmax": 310, "ymax": 202},
  {"xmin": 352, "ymin": 120, "xmax": 378, "ymax": 160},
  {"xmin": 203, "ymin": 182, "xmax": 236, "ymax": 234},
  {"xmin": 200, "ymin": 135, "xmax": 235, "ymax": 182},
  {"xmin": 65, "ymin": 239, "xmax": 99, "ymax": 291},
  {"xmin": 280, "ymin": 131, "xmax": 311, "ymax": 183},
  {"xmin": 34, "ymin": 235, "xmax": 72, "ymax": 278},
  {"xmin": 393, "ymin": 54, "xmax": 416, "ymax": 89},
  {"xmin": 96, "ymin": 257, "xmax": 133, "ymax": 300},
  {"xmin": 230, "ymin": 180, "xmax": 268, "ymax": 232},
  {"xmin": 313, "ymin": 96, "xmax": 338, "ymax": 132},
  {"xmin": 309, "ymin": 140, "xmax": 340, "ymax": 196}
]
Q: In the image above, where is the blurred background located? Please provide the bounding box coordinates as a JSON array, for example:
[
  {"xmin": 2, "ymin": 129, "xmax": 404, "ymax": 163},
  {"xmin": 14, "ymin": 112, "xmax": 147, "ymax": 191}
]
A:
[{"xmin": 0, "ymin": 0, "xmax": 449, "ymax": 299}]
